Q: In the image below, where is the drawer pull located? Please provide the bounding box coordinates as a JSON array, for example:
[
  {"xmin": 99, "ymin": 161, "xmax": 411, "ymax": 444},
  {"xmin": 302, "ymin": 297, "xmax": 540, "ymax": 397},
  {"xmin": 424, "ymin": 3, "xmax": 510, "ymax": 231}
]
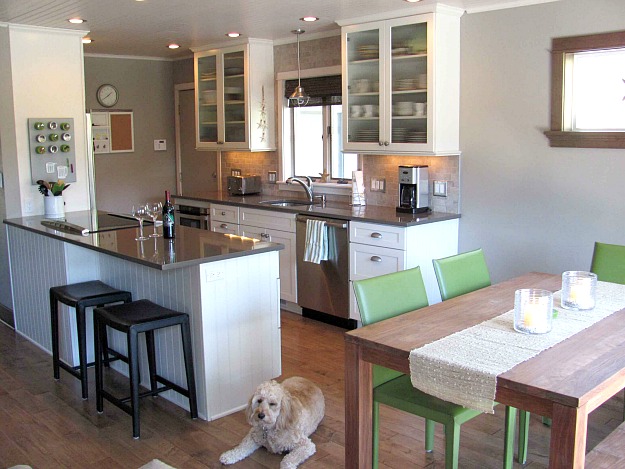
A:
[
  {"xmin": 220, "ymin": 223, "xmax": 228, "ymax": 229},
  {"xmin": 221, "ymin": 211, "xmax": 226, "ymax": 216},
  {"xmin": 370, "ymin": 256, "xmax": 382, "ymax": 262},
  {"xmin": 371, "ymin": 232, "xmax": 382, "ymax": 239}
]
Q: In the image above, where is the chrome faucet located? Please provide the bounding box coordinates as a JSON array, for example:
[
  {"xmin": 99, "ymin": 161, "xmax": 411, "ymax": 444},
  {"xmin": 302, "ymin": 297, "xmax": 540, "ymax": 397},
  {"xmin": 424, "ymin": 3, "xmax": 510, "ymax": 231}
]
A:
[{"xmin": 286, "ymin": 176, "xmax": 314, "ymax": 202}]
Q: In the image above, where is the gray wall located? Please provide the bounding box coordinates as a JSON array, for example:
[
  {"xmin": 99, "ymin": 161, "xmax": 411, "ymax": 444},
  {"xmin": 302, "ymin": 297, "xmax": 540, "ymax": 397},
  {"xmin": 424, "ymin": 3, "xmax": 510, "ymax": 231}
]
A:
[
  {"xmin": 84, "ymin": 56, "xmax": 177, "ymax": 213},
  {"xmin": 459, "ymin": 0, "xmax": 625, "ymax": 282},
  {"xmin": 173, "ymin": 57, "xmax": 194, "ymax": 85}
]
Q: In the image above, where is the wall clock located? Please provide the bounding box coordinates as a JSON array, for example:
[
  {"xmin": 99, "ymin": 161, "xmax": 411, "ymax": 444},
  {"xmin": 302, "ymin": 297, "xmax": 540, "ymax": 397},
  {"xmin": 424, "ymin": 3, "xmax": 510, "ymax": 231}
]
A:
[{"xmin": 96, "ymin": 84, "xmax": 119, "ymax": 108}]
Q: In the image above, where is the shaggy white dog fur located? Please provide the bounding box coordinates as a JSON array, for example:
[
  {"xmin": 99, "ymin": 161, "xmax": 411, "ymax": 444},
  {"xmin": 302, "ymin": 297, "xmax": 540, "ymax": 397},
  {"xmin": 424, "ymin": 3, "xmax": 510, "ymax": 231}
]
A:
[{"xmin": 219, "ymin": 377, "xmax": 325, "ymax": 469}]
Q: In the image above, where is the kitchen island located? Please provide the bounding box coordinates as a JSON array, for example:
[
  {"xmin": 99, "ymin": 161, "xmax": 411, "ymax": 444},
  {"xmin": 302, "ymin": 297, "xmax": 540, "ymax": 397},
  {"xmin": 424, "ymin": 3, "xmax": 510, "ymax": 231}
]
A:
[{"xmin": 4, "ymin": 211, "xmax": 283, "ymax": 421}]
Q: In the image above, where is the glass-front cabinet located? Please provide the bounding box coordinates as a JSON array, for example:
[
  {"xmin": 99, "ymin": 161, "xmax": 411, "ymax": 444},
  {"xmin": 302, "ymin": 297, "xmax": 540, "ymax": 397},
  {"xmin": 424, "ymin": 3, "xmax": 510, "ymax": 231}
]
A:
[
  {"xmin": 193, "ymin": 39, "xmax": 275, "ymax": 151},
  {"xmin": 341, "ymin": 11, "xmax": 461, "ymax": 155}
]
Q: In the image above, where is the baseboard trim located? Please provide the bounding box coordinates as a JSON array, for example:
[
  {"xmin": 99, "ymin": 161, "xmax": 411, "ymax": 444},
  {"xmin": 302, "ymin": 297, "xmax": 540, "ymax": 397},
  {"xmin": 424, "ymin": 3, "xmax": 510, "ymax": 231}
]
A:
[{"xmin": 0, "ymin": 303, "xmax": 14, "ymax": 329}]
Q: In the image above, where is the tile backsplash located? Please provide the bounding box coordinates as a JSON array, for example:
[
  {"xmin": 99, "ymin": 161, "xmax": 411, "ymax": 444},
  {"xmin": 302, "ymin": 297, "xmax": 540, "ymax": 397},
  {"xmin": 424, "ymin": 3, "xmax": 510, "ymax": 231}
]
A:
[
  {"xmin": 221, "ymin": 151, "xmax": 460, "ymax": 214},
  {"xmin": 362, "ymin": 154, "xmax": 459, "ymax": 213}
]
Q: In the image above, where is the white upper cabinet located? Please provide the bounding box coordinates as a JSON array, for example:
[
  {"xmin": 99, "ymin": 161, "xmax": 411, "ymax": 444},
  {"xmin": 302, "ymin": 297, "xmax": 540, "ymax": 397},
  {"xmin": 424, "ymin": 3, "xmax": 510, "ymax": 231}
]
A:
[
  {"xmin": 193, "ymin": 39, "xmax": 275, "ymax": 151},
  {"xmin": 341, "ymin": 10, "xmax": 461, "ymax": 155}
]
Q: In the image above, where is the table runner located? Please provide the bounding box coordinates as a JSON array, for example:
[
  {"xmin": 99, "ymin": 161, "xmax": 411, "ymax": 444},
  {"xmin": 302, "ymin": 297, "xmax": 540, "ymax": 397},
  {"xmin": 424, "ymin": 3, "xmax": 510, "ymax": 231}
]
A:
[{"xmin": 409, "ymin": 281, "xmax": 625, "ymax": 413}]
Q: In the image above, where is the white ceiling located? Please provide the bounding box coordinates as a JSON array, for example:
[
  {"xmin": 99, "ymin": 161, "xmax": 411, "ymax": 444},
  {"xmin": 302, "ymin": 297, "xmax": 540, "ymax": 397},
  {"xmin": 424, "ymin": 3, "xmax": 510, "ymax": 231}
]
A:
[{"xmin": 0, "ymin": 0, "xmax": 560, "ymax": 59}]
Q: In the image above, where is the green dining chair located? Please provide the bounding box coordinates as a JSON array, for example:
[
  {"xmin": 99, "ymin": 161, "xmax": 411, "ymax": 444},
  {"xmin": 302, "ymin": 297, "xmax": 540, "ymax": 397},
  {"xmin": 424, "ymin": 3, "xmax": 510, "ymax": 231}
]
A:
[
  {"xmin": 591, "ymin": 241, "xmax": 625, "ymax": 420},
  {"xmin": 432, "ymin": 249, "xmax": 530, "ymax": 466},
  {"xmin": 591, "ymin": 241, "xmax": 625, "ymax": 285},
  {"xmin": 354, "ymin": 267, "xmax": 514, "ymax": 469}
]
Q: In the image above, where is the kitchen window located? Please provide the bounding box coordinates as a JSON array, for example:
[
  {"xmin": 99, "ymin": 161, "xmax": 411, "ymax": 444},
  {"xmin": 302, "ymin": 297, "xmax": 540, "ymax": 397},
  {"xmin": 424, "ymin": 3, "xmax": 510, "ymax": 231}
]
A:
[
  {"xmin": 291, "ymin": 104, "xmax": 357, "ymax": 179},
  {"xmin": 284, "ymin": 75, "xmax": 358, "ymax": 180},
  {"xmin": 545, "ymin": 30, "xmax": 625, "ymax": 148}
]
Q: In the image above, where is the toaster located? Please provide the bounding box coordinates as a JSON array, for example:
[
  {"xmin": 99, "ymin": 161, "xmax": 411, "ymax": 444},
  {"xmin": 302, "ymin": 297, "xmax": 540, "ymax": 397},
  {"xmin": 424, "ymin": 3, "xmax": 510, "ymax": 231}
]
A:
[{"xmin": 227, "ymin": 175, "xmax": 262, "ymax": 195}]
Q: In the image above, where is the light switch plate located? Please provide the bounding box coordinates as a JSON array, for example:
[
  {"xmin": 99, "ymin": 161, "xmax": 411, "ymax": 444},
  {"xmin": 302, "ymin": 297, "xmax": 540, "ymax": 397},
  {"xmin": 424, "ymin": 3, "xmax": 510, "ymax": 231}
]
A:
[
  {"xmin": 154, "ymin": 139, "xmax": 166, "ymax": 151},
  {"xmin": 433, "ymin": 180, "xmax": 448, "ymax": 197}
]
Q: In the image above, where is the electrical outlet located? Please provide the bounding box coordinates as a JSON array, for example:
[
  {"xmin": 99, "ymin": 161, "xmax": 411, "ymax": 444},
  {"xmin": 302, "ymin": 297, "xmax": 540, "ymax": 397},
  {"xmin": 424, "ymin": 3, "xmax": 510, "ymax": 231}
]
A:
[
  {"xmin": 206, "ymin": 270, "xmax": 225, "ymax": 282},
  {"xmin": 24, "ymin": 198, "xmax": 34, "ymax": 214},
  {"xmin": 370, "ymin": 178, "xmax": 386, "ymax": 193},
  {"xmin": 433, "ymin": 180, "xmax": 448, "ymax": 197}
]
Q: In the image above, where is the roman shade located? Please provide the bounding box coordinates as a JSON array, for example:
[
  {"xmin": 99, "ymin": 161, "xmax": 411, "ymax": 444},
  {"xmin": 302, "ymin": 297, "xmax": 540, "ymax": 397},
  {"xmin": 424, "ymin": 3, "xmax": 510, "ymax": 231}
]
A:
[{"xmin": 284, "ymin": 75, "xmax": 342, "ymax": 107}]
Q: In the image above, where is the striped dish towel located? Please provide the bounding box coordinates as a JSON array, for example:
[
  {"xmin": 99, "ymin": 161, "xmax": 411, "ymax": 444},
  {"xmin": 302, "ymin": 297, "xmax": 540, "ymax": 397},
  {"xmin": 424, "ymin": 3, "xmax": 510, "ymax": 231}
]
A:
[{"xmin": 304, "ymin": 219, "xmax": 328, "ymax": 264}]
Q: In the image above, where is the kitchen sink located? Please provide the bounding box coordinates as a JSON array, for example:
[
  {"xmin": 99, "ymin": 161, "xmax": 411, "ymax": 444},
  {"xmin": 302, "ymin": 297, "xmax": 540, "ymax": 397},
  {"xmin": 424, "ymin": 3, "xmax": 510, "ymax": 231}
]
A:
[{"xmin": 258, "ymin": 199, "xmax": 314, "ymax": 206}]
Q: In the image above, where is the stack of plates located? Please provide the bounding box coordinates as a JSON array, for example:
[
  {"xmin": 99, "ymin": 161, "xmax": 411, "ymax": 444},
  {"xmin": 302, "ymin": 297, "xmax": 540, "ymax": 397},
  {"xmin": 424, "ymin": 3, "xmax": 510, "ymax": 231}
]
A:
[
  {"xmin": 357, "ymin": 44, "xmax": 379, "ymax": 60},
  {"xmin": 392, "ymin": 127, "xmax": 407, "ymax": 142},
  {"xmin": 201, "ymin": 71, "xmax": 216, "ymax": 80},
  {"xmin": 394, "ymin": 78, "xmax": 417, "ymax": 91},
  {"xmin": 406, "ymin": 131, "xmax": 427, "ymax": 143},
  {"xmin": 224, "ymin": 67, "xmax": 244, "ymax": 76},
  {"xmin": 202, "ymin": 90, "xmax": 217, "ymax": 105},
  {"xmin": 354, "ymin": 129, "xmax": 379, "ymax": 142}
]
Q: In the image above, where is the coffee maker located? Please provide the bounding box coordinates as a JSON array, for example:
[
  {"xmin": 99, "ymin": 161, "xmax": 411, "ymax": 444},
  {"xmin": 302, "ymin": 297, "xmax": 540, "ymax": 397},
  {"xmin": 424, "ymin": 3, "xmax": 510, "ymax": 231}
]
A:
[{"xmin": 397, "ymin": 165, "xmax": 429, "ymax": 214}]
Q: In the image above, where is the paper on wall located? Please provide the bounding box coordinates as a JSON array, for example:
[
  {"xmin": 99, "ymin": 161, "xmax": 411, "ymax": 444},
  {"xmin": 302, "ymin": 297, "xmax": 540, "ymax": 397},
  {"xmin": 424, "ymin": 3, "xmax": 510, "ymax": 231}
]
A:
[{"xmin": 351, "ymin": 170, "xmax": 366, "ymax": 206}]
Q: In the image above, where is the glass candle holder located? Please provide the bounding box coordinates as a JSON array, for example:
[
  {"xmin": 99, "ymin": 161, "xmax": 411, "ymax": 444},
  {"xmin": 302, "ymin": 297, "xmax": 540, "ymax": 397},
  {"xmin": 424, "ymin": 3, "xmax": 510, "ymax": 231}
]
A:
[
  {"xmin": 561, "ymin": 271, "xmax": 597, "ymax": 310},
  {"xmin": 513, "ymin": 289, "xmax": 553, "ymax": 334}
]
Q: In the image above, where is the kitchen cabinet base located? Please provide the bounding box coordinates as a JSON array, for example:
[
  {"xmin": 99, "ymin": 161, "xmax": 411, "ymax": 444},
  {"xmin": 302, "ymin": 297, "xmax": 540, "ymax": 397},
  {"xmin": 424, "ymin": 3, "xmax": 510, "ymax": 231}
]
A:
[{"xmin": 302, "ymin": 307, "xmax": 358, "ymax": 330}]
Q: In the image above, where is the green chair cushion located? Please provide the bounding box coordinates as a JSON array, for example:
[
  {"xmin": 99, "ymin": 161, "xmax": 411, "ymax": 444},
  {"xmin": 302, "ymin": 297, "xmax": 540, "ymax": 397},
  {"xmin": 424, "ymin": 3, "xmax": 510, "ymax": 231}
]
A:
[{"xmin": 375, "ymin": 375, "xmax": 482, "ymax": 424}]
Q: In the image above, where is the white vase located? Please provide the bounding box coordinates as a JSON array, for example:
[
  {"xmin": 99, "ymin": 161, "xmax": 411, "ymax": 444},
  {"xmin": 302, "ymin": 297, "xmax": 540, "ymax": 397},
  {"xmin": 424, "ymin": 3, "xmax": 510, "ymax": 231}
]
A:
[{"xmin": 44, "ymin": 195, "xmax": 65, "ymax": 218}]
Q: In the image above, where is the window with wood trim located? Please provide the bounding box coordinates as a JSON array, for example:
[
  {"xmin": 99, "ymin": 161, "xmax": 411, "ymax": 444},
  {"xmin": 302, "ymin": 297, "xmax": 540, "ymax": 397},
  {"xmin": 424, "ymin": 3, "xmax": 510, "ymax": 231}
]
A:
[{"xmin": 545, "ymin": 30, "xmax": 625, "ymax": 149}]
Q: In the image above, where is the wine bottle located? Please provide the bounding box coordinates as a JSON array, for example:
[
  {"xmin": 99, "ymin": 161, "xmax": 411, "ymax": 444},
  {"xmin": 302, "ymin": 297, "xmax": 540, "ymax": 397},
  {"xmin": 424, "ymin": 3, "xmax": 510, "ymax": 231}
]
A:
[{"xmin": 162, "ymin": 190, "xmax": 175, "ymax": 239}]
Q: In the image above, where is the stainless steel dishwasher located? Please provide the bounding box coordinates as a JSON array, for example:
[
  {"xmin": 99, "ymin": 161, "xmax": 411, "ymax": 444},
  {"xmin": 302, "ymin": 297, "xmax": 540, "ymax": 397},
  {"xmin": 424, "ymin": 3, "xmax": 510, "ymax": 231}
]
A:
[{"xmin": 296, "ymin": 214, "xmax": 355, "ymax": 329}]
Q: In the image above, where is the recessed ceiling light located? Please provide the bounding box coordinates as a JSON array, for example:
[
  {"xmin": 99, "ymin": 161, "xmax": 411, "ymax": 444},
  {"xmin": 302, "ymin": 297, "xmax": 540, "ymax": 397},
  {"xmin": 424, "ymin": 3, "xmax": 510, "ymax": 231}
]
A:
[
  {"xmin": 300, "ymin": 16, "xmax": 319, "ymax": 22},
  {"xmin": 82, "ymin": 37, "xmax": 94, "ymax": 44},
  {"xmin": 226, "ymin": 32, "xmax": 241, "ymax": 38},
  {"xmin": 168, "ymin": 43, "xmax": 180, "ymax": 49},
  {"xmin": 68, "ymin": 17, "xmax": 85, "ymax": 24},
  {"xmin": 404, "ymin": 0, "xmax": 423, "ymax": 2}
]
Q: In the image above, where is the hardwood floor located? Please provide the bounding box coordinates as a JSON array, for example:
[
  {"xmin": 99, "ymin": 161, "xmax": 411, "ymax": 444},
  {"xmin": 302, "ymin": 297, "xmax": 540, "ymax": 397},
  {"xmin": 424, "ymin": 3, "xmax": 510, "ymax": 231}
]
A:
[{"xmin": 0, "ymin": 311, "xmax": 623, "ymax": 468}]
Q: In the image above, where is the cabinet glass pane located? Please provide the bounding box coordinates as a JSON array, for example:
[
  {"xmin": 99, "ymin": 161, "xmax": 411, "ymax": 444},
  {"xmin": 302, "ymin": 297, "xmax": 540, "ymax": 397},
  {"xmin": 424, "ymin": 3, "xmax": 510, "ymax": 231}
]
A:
[
  {"xmin": 346, "ymin": 28, "xmax": 381, "ymax": 144},
  {"xmin": 390, "ymin": 22, "xmax": 427, "ymax": 144},
  {"xmin": 197, "ymin": 55, "xmax": 218, "ymax": 143},
  {"xmin": 223, "ymin": 50, "xmax": 246, "ymax": 143}
]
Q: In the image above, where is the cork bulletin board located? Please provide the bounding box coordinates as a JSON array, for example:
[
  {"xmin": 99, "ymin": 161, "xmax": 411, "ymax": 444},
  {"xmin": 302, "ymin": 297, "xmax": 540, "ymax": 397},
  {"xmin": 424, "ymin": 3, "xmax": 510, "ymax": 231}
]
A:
[
  {"xmin": 91, "ymin": 110, "xmax": 134, "ymax": 154},
  {"xmin": 110, "ymin": 112, "xmax": 134, "ymax": 152}
]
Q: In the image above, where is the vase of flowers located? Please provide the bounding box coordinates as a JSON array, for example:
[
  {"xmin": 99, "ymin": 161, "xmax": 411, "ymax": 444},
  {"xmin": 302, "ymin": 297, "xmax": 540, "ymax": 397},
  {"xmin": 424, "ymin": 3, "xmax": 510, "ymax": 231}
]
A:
[{"xmin": 37, "ymin": 180, "xmax": 70, "ymax": 218}]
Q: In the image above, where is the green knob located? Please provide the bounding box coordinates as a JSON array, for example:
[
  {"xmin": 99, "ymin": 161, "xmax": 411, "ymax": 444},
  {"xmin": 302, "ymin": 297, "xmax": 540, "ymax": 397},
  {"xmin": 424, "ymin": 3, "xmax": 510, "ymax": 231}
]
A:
[
  {"xmin": 34, "ymin": 122, "xmax": 44, "ymax": 130},
  {"xmin": 49, "ymin": 133, "xmax": 59, "ymax": 141},
  {"xmin": 36, "ymin": 146, "xmax": 46, "ymax": 154},
  {"xmin": 60, "ymin": 122, "xmax": 71, "ymax": 130},
  {"xmin": 60, "ymin": 144, "xmax": 70, "ymax": 153}
]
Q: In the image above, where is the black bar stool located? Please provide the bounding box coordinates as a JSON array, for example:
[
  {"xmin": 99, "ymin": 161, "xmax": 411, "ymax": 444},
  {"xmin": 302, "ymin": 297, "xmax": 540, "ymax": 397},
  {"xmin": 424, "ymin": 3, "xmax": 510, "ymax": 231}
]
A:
[
  {"xmin": 50, "ymin": 280, "xmax": 132, "ymax": 399},
  {"xmin": 93, "ymin": 299, "xmax": 198, "ymax": 439}
]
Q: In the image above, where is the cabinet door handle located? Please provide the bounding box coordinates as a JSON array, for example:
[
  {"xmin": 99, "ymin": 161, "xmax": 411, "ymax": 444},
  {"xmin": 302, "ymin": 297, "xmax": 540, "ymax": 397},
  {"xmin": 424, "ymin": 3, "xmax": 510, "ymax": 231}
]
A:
[
  {"xmin": 220, "ymin": 223, "xmax": 228, "ymax": 229},
  {"xmin": 378, "ymin": 141, "xmax": 384, "ymax": 146},
  {"xmin": 370, "ymin": 256, "xmax": 382, "ymax": 262},
  {"xmin": 384, "ymin": 141, "xmax": 390, "ymax": 146},
  {"xmin": 371, "ymin": 232, "xmax": 382, "ymax": 239}
]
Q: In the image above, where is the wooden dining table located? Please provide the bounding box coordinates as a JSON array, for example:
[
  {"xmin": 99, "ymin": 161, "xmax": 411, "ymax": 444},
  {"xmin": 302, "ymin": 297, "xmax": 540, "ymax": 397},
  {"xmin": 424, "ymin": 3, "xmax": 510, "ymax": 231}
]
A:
[{"xmin": 344, "ymin": 272, "xmax": 625, "ymax": 468}]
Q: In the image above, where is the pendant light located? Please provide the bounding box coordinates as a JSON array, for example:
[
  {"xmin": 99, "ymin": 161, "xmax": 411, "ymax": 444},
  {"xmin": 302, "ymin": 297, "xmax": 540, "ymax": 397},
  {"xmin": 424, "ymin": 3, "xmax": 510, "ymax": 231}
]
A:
[{"xmin": 289, "ymin": 28, "xmax": 310, "ymax": 106}]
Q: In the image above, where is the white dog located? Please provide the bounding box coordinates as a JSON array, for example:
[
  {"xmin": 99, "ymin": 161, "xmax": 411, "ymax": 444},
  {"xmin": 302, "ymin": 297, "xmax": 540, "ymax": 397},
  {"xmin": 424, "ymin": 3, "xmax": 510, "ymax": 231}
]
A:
[{"xmin": 220, "ymin": 377, "xmax": 325, "ymax": 469}]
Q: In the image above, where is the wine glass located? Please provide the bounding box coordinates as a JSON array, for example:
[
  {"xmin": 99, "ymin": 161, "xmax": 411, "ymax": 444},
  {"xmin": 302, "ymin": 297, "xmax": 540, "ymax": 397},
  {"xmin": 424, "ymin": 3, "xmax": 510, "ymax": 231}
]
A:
[
  {"xmin": 131, "ymin": 203, "xmax": 149, "ymax": 241},
  {"xmin": 146, "ymin": 202, "xmax": 162, "ymax": 238}
]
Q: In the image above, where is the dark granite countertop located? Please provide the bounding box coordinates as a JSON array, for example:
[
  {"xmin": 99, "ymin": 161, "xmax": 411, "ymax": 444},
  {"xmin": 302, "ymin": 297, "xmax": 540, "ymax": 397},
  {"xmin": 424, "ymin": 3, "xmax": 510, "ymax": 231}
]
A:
[
  {"xmin": 4, "ymin": 210, "xmax": 283, "ymax": 271},
  {"xmin": 173, "ymin": 191, "xmax": 460, "ymax": 227}
]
